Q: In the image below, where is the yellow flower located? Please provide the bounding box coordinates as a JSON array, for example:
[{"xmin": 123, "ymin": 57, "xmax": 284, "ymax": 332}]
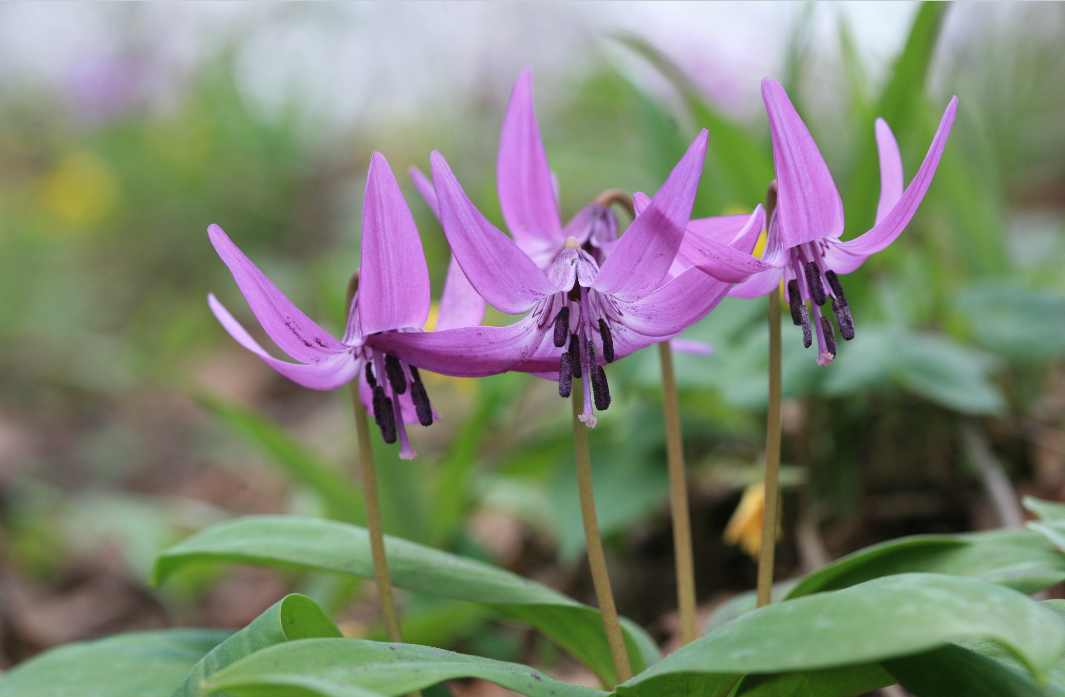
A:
[{"xmin": 723, "ymin": 482, "xmax": 781, "ymax": 558}]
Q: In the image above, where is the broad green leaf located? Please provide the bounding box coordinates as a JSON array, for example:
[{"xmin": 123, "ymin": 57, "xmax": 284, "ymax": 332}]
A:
[
  {"xmin": 1026, "ymin": 496, "xmax": 1065, "ymax": 523},
  {"xmin": 787, "ymin": 527, "xmax": 1065, "ymax": 599},
  {"xmin": 885, "ymin": 644, "xmax": 1065, "ymax": 697},
  {"xmin": 618, "ymin": 574, "xmax": 1064, "ymax": 697},
  {"xmin": 200, "ymin": 396, "xmax": 365, "ymax": 525},
  {"xmin": 956, "ymin": 285, "xmax": 1065, "ymax": 361},
  {"xmin": 0, "ymin": 629, "xmax": 228, "ymax": 697},
  {"xmin": 734, "ymin": 663, "xmax": 895, "ymax": 697},
  {"xmin": 152, "ymin": 516, "xmax": 659, "ymax": 686},
  {"xmin": 172, "ymin": 593, "xmax": 341, "ymax": 697},
  {"xmin": 204, "ymin": 639, "xmax": 606, "ymax": 697}
]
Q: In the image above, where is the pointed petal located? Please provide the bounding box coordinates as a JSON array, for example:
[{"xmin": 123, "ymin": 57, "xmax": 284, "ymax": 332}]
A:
[
  {"xmin": 367, "ymin": 312, "xmax": 550, "ymax": 378},
  {"xmin": 436, "ymin": 253, "xmax": 486, "ymax": 331},
  {"xmin": 359, "ymin": 152, "xmax": 431, "ymax": 335},
  {"xmin": 826, "ymin": 96, "xmax": 958, "ymax": 274},
  {"xmin": 610, "ymin": 266, "xmax": 731, "ymax": 337},
  {"xmin": 592, "ymin": 130, "xmax": 708, "ymax": 301},
  {"xmin": 728, "ymin": 267, "xmax": 785, "ymax": 298},
  {"xmin": 678, "ymin": 205, "xmax": 780, "ymax": 283},
  {"xmin": 874, "ymin": 118, "xmax": 904, "ymax": 225},
  {"xmin": 408, "ymin": 165, "xmax": 439, "ymax": 220},
  {"xmin": 497, "ymin": 67, "xmax": 564, "ymax": 251},
  {"xmin": 633, "ymin": 192, "xmax": 755, "ymax": 246},
  {"xmin": 671, "ymin": 338, "xmax": 713, "ymax": 356},
  {"xmin": 762, "ymin": 78, "xmax": 845, "ymax": 249},
  {"xmin": 208, "ymin": 224, "xmax": 347, "ymax": 363},
  {"xmin": 431, "ymin": 151, "xmax": 559, "ymax": 314},
  {"xmin": 209, "ymin": 293, "xmax": 357, "ymax": 390}
]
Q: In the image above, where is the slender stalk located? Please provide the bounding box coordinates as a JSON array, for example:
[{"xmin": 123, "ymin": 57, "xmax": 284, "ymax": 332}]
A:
[
  {"xmin": 572, "ymin": 378, "xmax": 632, "ymax": 685},
  {"xmin": 349, "ymin": 386, "xmax": 405, "ymax": 643},
  {"xmin": 756, "ymin": 284, "xmax": 783, "ymax": 608},
  {"xmin": 657, "ymin": 341, "xmax": 697, "ymax": 645}
]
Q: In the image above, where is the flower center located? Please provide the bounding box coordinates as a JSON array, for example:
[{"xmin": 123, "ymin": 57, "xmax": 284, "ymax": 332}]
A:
[
  {"xmin": 364, "ymin": 353, "xmax": 433, "ymax": 457},
  {"xmin": 786, "ymin": 243, "xmax": 855, "ymax": 366}
]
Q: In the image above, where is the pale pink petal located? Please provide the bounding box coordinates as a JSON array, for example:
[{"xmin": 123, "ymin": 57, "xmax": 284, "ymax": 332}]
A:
[
  {"xmin": 359, "ymin": 152, "xmax": 431, "ymax": 335},
  {"xmin": 497, "ymin": 68, "xmax": 564, "ymax": 252},
  {"xmin": 610, "ymin": 266, "xmax": 731, "ymax": 337},
  {"xmin": 592, "ymin": 130, "xmax": 709, "ymax": 302},
  {"xmin": 436, "ymin": 253, "xmax": 486, "ymax": 331},
  {"xmin": 678, "ymin": 205, "xmax": 778, "ymax": 283},
  {"xmin": 431, "ymin": 151, "xmax": 559, "ymax": 315},
  {"xmin": 728, "ymin": 267, "xmax": 784, "ymax": 298},
  {"xmin": 670, "ymin": 338, "xmax": 713, "ymax": 356},
  {"xmin": 209, "ymin": 294, "xmax": 358, "ymax": 390},
  {"xmin": 762, "ymin": 78, "xmax": 845, "ymax": 249},
  {"xmin": 874, "ymin": 118, "xmax": 904, "ymax": 225},
  {"xmin": 208, "ymin": 224, "xmax": 347, "ymax": 363}
]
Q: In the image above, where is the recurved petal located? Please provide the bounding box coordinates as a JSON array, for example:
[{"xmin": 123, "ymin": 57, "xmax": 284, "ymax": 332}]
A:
[
  {"xmin": 679, "ymin": 205, "xmax": 779, "ymax": 283},
  {"xmin": 431, "ymin": 151, "xmax": 559, "ymax": 315},
  {"xmin": 825, "ymin": 96, "xmax": 958, "ymax": 274},
  {"xmin": 592, "ymin": 130, "xmax": 708, "ymax": 302},
  {"xmin": 367, "ymin": 312, "xmax": 551, "ymax": 378},
  {"xmin": 208, "ymin": 224, "xmax": 347, "ymax": 363},
  {"xmin": 497, "ymin": 68, "xmax": 564, "ymax": 252},
  {"xmin": 436, "ymin": 253, "xmax": 486, "ymax": 331},
  {"xmin": 762, "ymin": 78, "xmax": 845, "ymax": 249},
  {"xmin": 611, "ymin": 265, "xmax": 732, "ymax": 338},
  {"xmin": 728, "ymin": 267, "xmax": 785, "ymax": 298},
  {"xmin": 874, "ymin": 118, "xmax": 904, "ymax": 225},
  {"xmin": 409, "ymin": 165, "xmax": 440, "ymax": 220},
  {"xmin": 633, "ymin": 192, "xmax": 754, "ymax": 245},
  {"xmin": 360, "ymin": 152, "xmax": 432, "ymax": 335},
  {"xmin": 209, "ymin": 294, "xmax": 358, "ymax": 390}
]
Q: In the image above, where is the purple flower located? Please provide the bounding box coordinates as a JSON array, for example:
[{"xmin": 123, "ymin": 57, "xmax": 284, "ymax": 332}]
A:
[
  {"xmin": 724, "ymin": 78, "xmax": 958, "ymax": 366},
  {"xmin": 208, "ymin": 152, "xmax": 474, "ymax": 459},
  {"xmin": 376, "ymin": 70, "xmax": 763, "ymax": 426}
]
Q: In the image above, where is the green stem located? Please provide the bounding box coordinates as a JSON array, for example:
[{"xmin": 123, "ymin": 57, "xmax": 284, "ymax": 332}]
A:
[
  {"xmin": 572, "ymin": 378, "xmax": 632, "ymax": 685},
  {"xmin": 349, "ymin": 385, "xmax": 405, "ymax": 643},
  {"xmin": 756, "ymin": 285, "xmax": 783, "ymax": 608},
  {"xmin": 657, "ymin": 341, "xmax": 697, "ymax": 645}
]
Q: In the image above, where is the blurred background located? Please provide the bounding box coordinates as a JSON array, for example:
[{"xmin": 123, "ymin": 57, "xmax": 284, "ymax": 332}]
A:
[{"xmin": 1, "ymin": 0, "xmax": 1064, "ymax": 681}]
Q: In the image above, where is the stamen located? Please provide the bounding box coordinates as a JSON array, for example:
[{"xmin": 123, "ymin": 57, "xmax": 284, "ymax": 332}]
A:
[
  {"xmin": 408, "ymin": 367, "xmax": 433, "ymax": 427},
  {"xmin": 805, "ymin": 261, "xmax": 826, "ymax": 306},
  {"xmin": 832, "ymin": 296, "xmax": 855, "ymax": 341},
  {"xmin": 820, "ymin": 316, "xmax": 837, "ymax": 357},
  {"xmin": 591, "ymin": 365, "xmax": 611, "ymax": 411},
  {"xmin": 564, "ymin": 236, "xmax": 581, "ymax": 249},
  {"xmin": 598, "ymin": 319, "xmax": 614, "ymax": 363},
  {"xmin": 800, "ymin": 304, "xmax": 812, "ymax": 348},
  {"xmin": 553, "ymin": 307, "xmax": 571, "ymax": 347},
  {"xmin": 568, "ymin": 334, "xmax": 582, "ymax": 379},
  {"xmin": 365, "ymin": 362, "xmax": 377, "ymax": 389},
  {"xmin": 787, "ymin": 279, "xmax": 802, "ymax": 326},
  {"xmin": 372, "ymin": 385, "xmax": 397, "ymax": 443},
  {"xmin": 384, "ymin": 354, "xmax": 407, "ymax": 395},
  {"xmin": 825, "ymin": 270, "xmax": 847, "ymax": 305},
  {"xmin": 558, "ymin": 353, "xmax": 573, "ymax": 398}
]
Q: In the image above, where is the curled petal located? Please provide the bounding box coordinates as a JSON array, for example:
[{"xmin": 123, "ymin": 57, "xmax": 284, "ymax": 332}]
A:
[
  {"xmin": 762, "ymin": 78, "xmax": 845, "ymax": 249},
  {"xmin": 825, "ymin": 96, "xmax": 958, "ymax": 274},
  {"xmin": 671, "ymin": 338, "xmax": 713, "ymax": 356},
  {"xmin": 874, "ymin": 118, "xmax": 904, "ymax": 225},
  {"xmin": 408, "ymin": 165, "xmax": 439, "ymax": 220},
  {"xmin": 436, "ymin": 254, "xmax": 486, "ymax": 331},
  {"xmin": 431, "ymin": 151, "xmax": 559, "ymax": 315},
  {"xmin": 208, "ymin": 224, "xmax": 347, "ymax": 363},
  {"xmin": 593, "ymin": 130, "xmax": 709, "ymax": 302},
  {"xmin": 728, "ymin": 267, "xmax": 785, "ymax": 299},
  {"xmin": 611, "ymin": 266, "xmax": 732, "ymax": 337},
  {"xmin": 209, "ymin": 294, "xmax": 358, "ymax": 390},
  {"xmin": 360, "ymin": 152, "xmax": 432, "ymax": 335},
  {"xmin": 679, "ymin": 205, "xmax": 779, "ymax": 283},
  {"xmin": 497, "ymin": 67, "xmax": 564, "ymax": 254}
]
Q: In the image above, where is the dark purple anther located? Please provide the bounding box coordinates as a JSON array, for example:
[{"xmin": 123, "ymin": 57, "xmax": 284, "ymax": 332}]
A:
[
  {"xmin": 805, "ymin": 261, "xmax": 826, "ymax": 306},
  {"xmin": 598, "ymin": 319, "xmax": 614, "ymax": 363},
  {"xmin": 821, "ymin": 316, "xmax": 837, "ymax": 357},
  {"xmin": 832, "ymin": 296, "xmax": 855, "ymax": 341},
  {"xmin": 787, "ymin": 279, "xmax": 802, "ymax": 326},
  {"xmin": 410, "ymin": 381, "xmax": 433, "ymax": 427},
  {"xmin": 365, "ymin": 362, "xmax": 377, "ymax": 389},
  {"xmin": 558, "ymin": 353, "xmax": 573, "ymax": 398},
  {"xmin": 372, "ymin": 385, "xmax": 397, "ymax": 442},
  {"xmin": 800, "ymin": 304, "xmax": 812, "ymax": 348},
  {"xmin": 384, "ymin": 354, "xmax": 407, "ymax": 395},
  {"xmin": 553, "ymin": 307, "xmax": 570, "ymax": 347},
  {"xmin": 825, "ymin": 270, "xmax": 847, "ymax": 306},
  {"xmin": 568, "ymin": 334, "xmax": 582, "ymax": 379},
  {"xmin": 591, "ymin": 365, "xmax": 611, "ymax": 411}
]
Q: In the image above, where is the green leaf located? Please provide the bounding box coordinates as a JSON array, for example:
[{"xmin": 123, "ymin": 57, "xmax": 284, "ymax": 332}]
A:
[
  {"xmin": 885, "ymin": 644, "xmax": 1065, "ymax": 697},
  {"xmin": 172, "ymin": 593, "xmax": 341, "ymax": 697},
  {"xmin": 787, "ymin": 528, "xmax": 1065, "ymax": 599},
  {"xmin": 618, "ymin": 574, "xmax": 1065, "ymax": 696},
  {"xmin": 1025, "ymin": 496, "xmax": 1065, "ymax": 523},
  {"xmin": 152, "ymin": 516, "xmax": 660, "ymax": 686},
  {"xmin": 956, "ymin": 285, "xmax": 1065, "ymax": 361},
  {"xmin": 200, "ymin": 395, "xmax": 365, "ymax": 525},
  {"xmin": 0, "ymin": 630, "xmax": 228, "ymax": 697},
  {"xmin": 204, "ymin": 639, "xmax": 607, "ymax": 697},
  {"xmin": 734, "ymin": 663, "xmax": 895, "ymax": 697}
]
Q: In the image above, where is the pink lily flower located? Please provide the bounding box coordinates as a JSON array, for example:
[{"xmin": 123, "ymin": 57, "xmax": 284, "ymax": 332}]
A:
[
  {"xmin": 207, "ymin": 152, "xmax": 475, "ymax": 459},
  {"xmin": 723, "ymin": 78, "xmax": 958, "ymax": 366}
]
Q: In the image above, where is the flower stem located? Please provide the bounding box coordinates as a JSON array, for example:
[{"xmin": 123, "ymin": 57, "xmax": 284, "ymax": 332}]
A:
[
  {"xmin": 572, "ymin": 378, "xmax": 632, "ymax": 685},
  {"xmin": 756, "ymin": 284, "xmax": 783, "ymax": 608},
  {"xmin": 349, "ymin": 386, "xmax": 405, "ymax": 643},
  {"xmin": 657, "ymin": 341, "xmax": 697, "ymax": 645}
]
